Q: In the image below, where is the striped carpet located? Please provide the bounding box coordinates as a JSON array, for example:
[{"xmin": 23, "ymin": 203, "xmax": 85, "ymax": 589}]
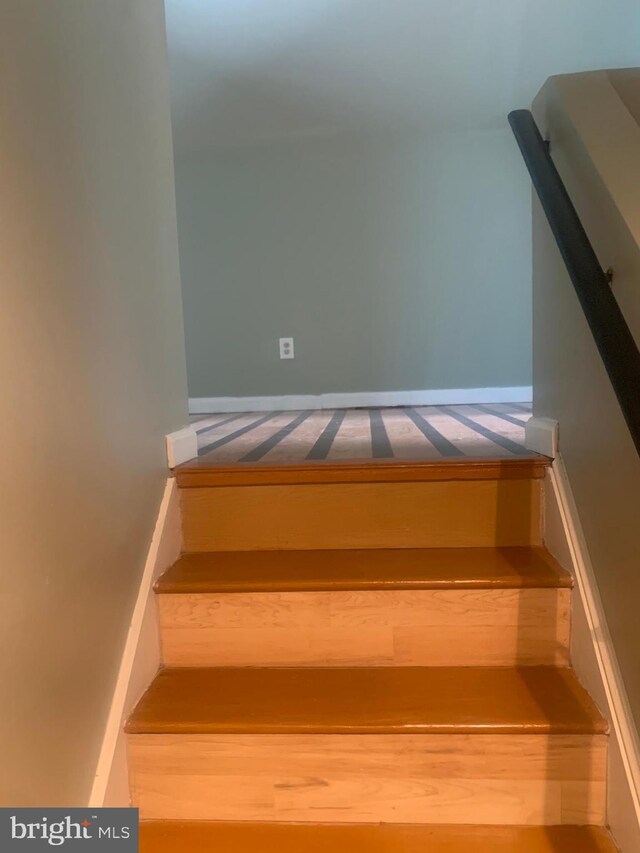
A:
[{"xmin": 189, "ymin": 403, "xmax": 533, "ymax": 464}]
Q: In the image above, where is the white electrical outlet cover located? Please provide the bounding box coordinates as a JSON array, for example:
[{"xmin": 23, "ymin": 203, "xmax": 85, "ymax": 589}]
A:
[{"xmin": 279, "ymin": 337, "xmax": 294, "ymax": 359}]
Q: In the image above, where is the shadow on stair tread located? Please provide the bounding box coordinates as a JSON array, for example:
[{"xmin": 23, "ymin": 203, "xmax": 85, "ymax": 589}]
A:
[{"xmin": 139, "ymin": 822, "xmax": 618, "ymax": 853}]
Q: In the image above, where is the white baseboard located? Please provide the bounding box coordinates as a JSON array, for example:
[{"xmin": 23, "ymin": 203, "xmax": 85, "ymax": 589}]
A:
[
  {"xmin": 525, "ymin": 416, "xmax": 559, "ymax": 458},
  {"xmin": 189, "ymin": 385, "xmax": 533, "ymax": 414},
  {"xmin": 166, "ymin": 425, "xmax": 198, "ymax": 467},
  {"xmin": 543, "ymin": 457, "xmax": 640, "ymax": 851},
  {"xmin": 87, "ymin": 477, "xmax": 181, "ymax": 806}
]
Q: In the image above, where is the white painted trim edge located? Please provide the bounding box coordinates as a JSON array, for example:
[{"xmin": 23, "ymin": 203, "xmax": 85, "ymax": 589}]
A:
[
  {"xmin": 545, "ymin": 458, "xmax": 640, "ymax": 850},
  {"xmin": 189, "ymin": 385, "xmax": 533, "ymax": 414},
  {"xmin": 88, "ymin": 477, "xmax": 181, "ymax": 806},
  {"xmin": 525, "ymin": 416, "xmax": 558, "ymax": 458},
  {"xmin": 166, "ymin": 425, "xmax": 198, "ymax": 467}
]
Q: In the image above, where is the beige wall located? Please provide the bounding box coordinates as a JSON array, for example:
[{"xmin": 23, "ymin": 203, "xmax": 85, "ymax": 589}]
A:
[
  {"xmin": 531, "ymin": 70, "xmax": 640, "ymax": 727},
  {"xmin": 0, "ymin": 0, "xmax": 188, "ymax": 804}
]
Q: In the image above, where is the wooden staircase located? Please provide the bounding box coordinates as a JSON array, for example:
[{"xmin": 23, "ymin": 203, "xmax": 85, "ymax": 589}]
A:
[{"xmin": 126, "ymin": 458, "xmax": 618, "ymax": 851}]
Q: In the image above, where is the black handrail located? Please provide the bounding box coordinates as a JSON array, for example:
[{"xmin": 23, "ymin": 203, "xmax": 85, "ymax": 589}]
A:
[{"xmin": 508, "ymin": 109, "xmax": 640, "ymax": 457}]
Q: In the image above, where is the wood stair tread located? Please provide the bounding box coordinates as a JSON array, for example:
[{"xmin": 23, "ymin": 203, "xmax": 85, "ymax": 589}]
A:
[
  {"xmin": 175, "ymin": 456, "xmax": 549, "ymax": 487},
  {"xmin": 139, "ymin": 822, "xmax": 618, "ymax": 852},
  {"xmin": 155, "ymin": 546, "xmax": 571, "ymax": 593},
  {"xmin": 126, "ymin": 666, "xmax": 607, "ymax": 735}
]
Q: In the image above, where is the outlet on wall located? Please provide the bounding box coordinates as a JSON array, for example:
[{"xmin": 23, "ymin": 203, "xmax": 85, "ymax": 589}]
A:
[{"xmin": 279, "ymin": 337, "xmax": 294, "ymax": 359}]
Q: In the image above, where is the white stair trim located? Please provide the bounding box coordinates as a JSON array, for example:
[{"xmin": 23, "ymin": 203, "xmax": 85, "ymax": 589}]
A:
[
  {"xmin": 189, "ymin": 385, "xmax": 533, "ymax": 414},
  {"xmin": 88, "ymin": 477, "xmax": 182, "ymax": 806},
  {"xmin": 166, "ymin": 425, "xmax": 198, "ymax": 467},
  {"xmin": 525, "ymin": 416, "xmax": 558, "ymax": 458},
  {"xmin": 544, "ymin": 457, "xmax": 640, "ymax": 851}
]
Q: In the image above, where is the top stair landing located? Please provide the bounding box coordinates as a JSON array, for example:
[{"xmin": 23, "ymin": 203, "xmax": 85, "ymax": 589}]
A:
[{"xmin": 185, "ymin": 403, "xmax": 539, "ymax": 474}]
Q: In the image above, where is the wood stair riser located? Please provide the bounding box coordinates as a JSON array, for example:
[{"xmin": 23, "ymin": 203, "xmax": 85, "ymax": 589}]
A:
[
  {"xmin": 127, "ymin": 732, "xmax": 607, "ymax": 824},
  {"xmin": 180, "ymin": 479, "xmax": 542, "ymax": 551},
  {"xmin": 158, "ymin": 588, "xmax": 571, "ymax": 667}
]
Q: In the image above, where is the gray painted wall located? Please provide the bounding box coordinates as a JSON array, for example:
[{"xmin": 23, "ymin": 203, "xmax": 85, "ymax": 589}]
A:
[
  {"xmin": 175, "ymin": 128, "xmax": 532, "ymax": 398},
  {"xmin": 0, "ymin": 0, "xmax": 187, "ymax": 804}
]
